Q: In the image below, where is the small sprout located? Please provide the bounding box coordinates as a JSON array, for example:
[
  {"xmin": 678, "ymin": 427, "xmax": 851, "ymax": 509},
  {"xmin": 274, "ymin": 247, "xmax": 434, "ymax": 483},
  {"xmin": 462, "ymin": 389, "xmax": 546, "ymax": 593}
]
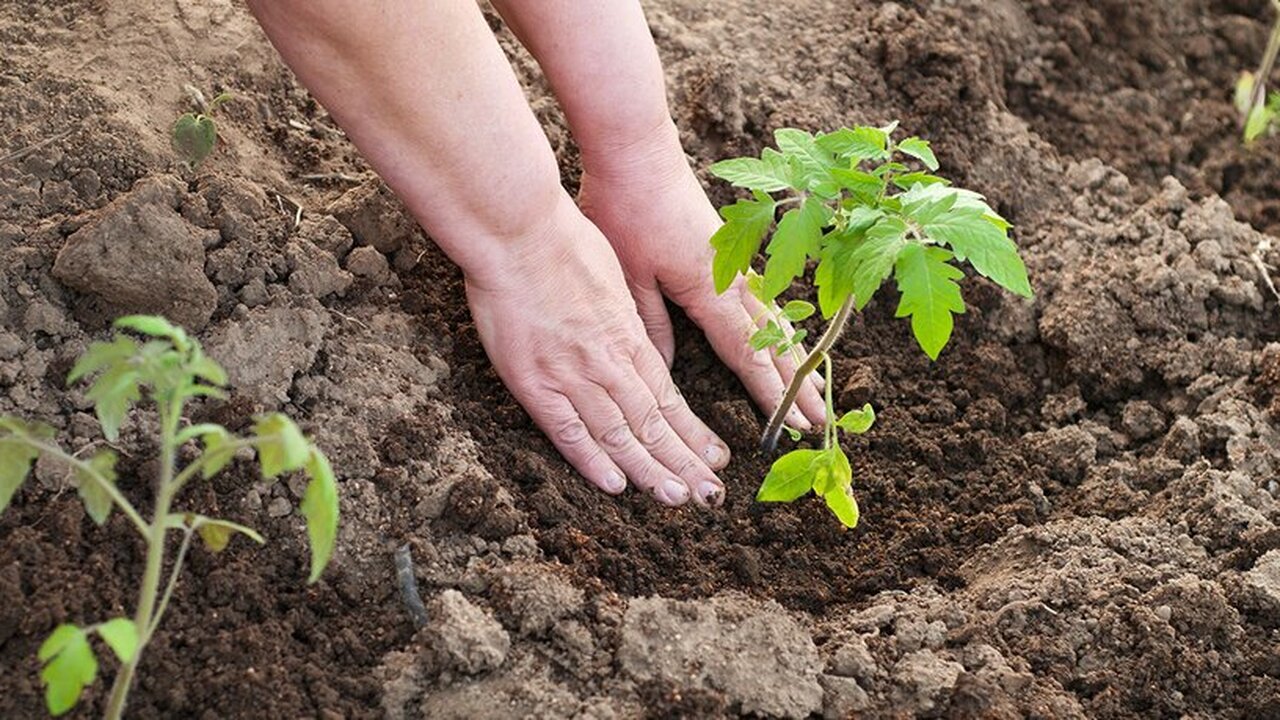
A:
[
  {"xmin": 172, "ymin": 90, "xmax": 232, "ymax": 168},
  {"xmin": 1235, "ymin": 4, "xmax": 1280, "ymax": 143},
  {"xmin": 708, "ymin": 123, "xmax": 1032, "ymax": 526},
  {"xmin": 1, "ymin": 314, "xmax": 340, "ymax": 719}
]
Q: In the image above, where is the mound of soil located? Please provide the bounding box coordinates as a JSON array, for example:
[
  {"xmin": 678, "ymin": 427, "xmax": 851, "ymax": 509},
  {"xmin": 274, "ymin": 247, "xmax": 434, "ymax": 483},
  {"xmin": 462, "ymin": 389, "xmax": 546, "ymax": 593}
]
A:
[{"xmin": 3, "ymin": 0, "xmax": 1280, "ymax": 718}]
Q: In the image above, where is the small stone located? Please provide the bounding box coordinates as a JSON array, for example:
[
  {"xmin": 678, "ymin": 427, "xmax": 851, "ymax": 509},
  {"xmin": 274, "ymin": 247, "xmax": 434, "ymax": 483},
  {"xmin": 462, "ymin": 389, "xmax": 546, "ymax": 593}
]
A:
[
  {"xmin": 267, "ymin": 497, "xmax": 292, "ymax": 517},
  {"xmin": 346, "ymin": 246, "xmax": 391, "ymax": 282},
  {"xmin": 421, "ymin": 589, "xmax": 510, "ymax": 675},
  {"xmin": 819, "ymin": 674, "xmax": 870, "ymax": 720},
  {"xmin": 829, "ymin": 635, "xmax": 877, "ymax": 680},
  {"xmin": 1156, "ymin": 605, "xmax": 1172, "ymax": 622},
  {"xmin": 1122, "ymin": 400, "xmax": 1167, "ymax": 441}
]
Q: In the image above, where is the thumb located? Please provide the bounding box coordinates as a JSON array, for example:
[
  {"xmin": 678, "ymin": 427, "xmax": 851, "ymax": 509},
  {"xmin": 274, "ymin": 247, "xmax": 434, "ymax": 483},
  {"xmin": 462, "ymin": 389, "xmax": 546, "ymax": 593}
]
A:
[{"xmin": 631, "ymin": 281, "xmax": 676, "ymax": 368}]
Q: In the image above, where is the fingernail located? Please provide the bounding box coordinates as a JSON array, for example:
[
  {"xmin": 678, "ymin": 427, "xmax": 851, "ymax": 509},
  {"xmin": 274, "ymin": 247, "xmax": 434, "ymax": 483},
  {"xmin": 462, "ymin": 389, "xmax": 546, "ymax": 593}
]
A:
[
  {"xmin": 660, "ymin": 478, "xmax": 690, "ymax": 505},
  {"xmin": 703, "ymin": 444, "xmax": 729, "ymax": 468},
  {"xmin": 697, "ymin": 480, "xmax": 725, "ymax": 507},
  {"xmin": 602, "ymin": 471, "xmax": 626, "ymax": 494}
]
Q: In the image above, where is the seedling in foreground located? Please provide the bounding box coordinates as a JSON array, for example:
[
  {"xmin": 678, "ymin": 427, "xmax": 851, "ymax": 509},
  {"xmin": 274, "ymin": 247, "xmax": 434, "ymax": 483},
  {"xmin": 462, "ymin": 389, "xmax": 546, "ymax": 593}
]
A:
[
  {"xmin": 709, "ymin": 123, "xmax": 1032, "ymax": 527},
  {"xmin": 0, "ymin": 316, "xmax": 339, "ymax": 719},
  {"xmin": 171, "ymin": 88, "xmax": 232, "ymax": 168},
  {"xmin": 1235, "ymin": 1, "xmax": 1280, "ymax": 142}
]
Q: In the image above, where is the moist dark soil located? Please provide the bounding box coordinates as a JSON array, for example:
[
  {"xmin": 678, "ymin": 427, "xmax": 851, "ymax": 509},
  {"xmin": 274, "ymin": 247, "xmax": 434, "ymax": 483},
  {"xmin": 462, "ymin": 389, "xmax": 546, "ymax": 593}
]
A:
[{"xmin": 3, "ymin": 1, "xmax": 1280, "ymax": 719}]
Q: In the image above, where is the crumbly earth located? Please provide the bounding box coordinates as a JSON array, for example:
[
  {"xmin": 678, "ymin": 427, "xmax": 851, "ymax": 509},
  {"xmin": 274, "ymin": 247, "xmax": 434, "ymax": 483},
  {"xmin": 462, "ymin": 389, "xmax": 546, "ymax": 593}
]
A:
[{"xmin": 3, "ymin": 0, "xmax": 1280, "ymax": 718}]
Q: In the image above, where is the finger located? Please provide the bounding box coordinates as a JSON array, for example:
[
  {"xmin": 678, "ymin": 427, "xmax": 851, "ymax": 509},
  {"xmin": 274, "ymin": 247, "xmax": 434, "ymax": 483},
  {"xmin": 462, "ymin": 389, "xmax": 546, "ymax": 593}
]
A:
[
  {"xmin": 690, "ymin": 294, "xmax": 813, "ymax": 431},
  {"xmin": 631, "ymin": 344, "xmax": 731, "ymax": 473},
  {"xmin": 568, "ymin": 383, "xmax": 692, "ymax": 507},
  {"xmin": 523, "ymin": 390, "xmax": 627, "ymax": 495},
  {"xmin": 630, "ymin": 280, "xmax": 676, "ymax": 369}
]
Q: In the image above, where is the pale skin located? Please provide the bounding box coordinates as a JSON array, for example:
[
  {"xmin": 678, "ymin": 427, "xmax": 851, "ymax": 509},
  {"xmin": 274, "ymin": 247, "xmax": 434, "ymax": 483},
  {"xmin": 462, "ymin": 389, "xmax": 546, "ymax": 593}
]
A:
[{"xmin": 247, "ymin": 0, "xmax": 826, "ymax": 508}]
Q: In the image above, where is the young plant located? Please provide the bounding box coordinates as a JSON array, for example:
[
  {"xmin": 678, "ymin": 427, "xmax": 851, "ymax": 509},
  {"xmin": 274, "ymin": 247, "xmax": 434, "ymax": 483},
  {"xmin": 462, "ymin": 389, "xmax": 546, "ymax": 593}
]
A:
[
  {"xmin": 1235, "ymin": 1, "xmax": 1280, "ymax": 142},
  {"xmin": 0, "ymin": 316, "xmax": 339, "ymax": 719},
  {"xmin": 708, "ymin": 123, "xmax": 1032, "ymax": 527},
  {"xmin": 171, "ymin": 89, "xmax": 232, "ymax": 168}
]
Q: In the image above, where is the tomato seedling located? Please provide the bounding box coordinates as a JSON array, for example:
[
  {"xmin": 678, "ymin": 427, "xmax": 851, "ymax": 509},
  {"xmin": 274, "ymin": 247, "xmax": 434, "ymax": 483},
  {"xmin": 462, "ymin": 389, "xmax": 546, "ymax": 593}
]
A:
[
  {"xmin": 1235, "ymin": 1, "xmax": 1280, "ymax": 142},
  {"xmin": 0, "ymin": 316, "xmax": 339, "ymax": 719},
  {"xmin": 171, "ymin": 88, "xmax": 232, "ymax": 168},
  {"xmin": 709, "ymin": 123, "xmax": 1032, "ymax": 527}
]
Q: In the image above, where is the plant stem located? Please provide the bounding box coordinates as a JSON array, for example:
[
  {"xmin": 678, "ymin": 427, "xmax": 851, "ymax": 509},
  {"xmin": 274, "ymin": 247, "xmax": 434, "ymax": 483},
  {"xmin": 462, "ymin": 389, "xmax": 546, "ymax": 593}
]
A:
[
  {"xmin": 761, "ymin": 295, "xmax": 855, "ymax": 453},
  {"xmin": 823, "ymin": 355, "xmax": 835, "ymax": 450},
  {"xmin": 1248, "ymin": 4, "xmax": 1280, "ymax": 120},
  {"xmin": 103, "ymin": 395, "xmax": 183, "ymax": 720},
  {"xmin": 21, "ymin": 438, "xmax": 149, "ymax": 537}
]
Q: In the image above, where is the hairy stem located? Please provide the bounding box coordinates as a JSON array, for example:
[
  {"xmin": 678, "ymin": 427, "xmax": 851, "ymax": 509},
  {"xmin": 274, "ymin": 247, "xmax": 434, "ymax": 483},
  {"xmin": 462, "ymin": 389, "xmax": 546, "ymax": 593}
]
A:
[
  {"xmin": 103, "ymin": 395, "xmax": 183, "ymax": 720},
  {"xmin": 1248, "ymin": 4, "xmax": 1280, "ymax": 120},
  {"xmin": 823, "ymin": 355, "xmax": 835, "ymax": 450},
  {"xmin": 761, "ymin": 295, "xmax": 855, "ymax": 453},
  {"xmin": 20, "ymin": 439, "xmax": 149, "ymax": 537}
]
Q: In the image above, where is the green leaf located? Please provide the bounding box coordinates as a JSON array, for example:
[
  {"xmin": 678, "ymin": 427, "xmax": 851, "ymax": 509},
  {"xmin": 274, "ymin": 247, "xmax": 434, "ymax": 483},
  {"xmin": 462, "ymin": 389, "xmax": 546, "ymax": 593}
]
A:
[
  {"xmin": 301, "ymin": 449, "xmax": 339, "ymax": 583},
  {"xmin": 824, "ymin": 486, "xmax": 860, "ymax": 528},
  {"xmin": 750, "ymin": 322, "xmax": 787, "ymax": 352},
  {"xmin": 814, "ymin": 126, "xmax": 889, "ymax": 162},
  {"xmin": 893, "ymin": 171, "xmax": 950, "ymax": 190},
  {"xmin": 778, "ymin": 328, "xmax": 808, "ymax": 352},
  {"xmin": 923, "ymin": 207, "xmax": 1032, "ymax": 297},
  {"xmin": 816, "ymin": 229, "xmax": 861, "ymax": 318},
  {"xmin": 757, "ymin": 449, "xmax": 820, "ymax": 502},
  {"xmin": 114, "ymin": 315, "xmax": 190, "ymax": 350},
  {"xmin": 784, "ymin": 426, "xmax": 803, "ymax": 442},
  {"xmin": 1245, "ymin": 101, "xmax": 1272, "ymax": 142},
  {"xmin": 744, "ymin": 269, "xmax": 767, "ymax": 303},
  {"xmin": 172, "ymin": 112, "xmax": 218, "ymax": 167},
  {"xmin": 189, "ymin": 514, "xmax": 265, "ymax": 552},
  {"xmin": 900, "ymin": 183, "xmax": 959, "ymax": 225},
  {"xmin": 198, "ymin": 426, "xmax": 236, "ymax": 479},
  {"xmin": 835, "ymin": 404, "xmax": 876, "ymax": 435},
  {"xmin": 830, "ymin": 167, "xmax": 885, "ymax": 200},
  {"xmin": 709, "ymin": 154, "xmax": 793, "ymax": 192},
  {"xmin": 96, "ymin": 618, "xmax": 139, "ymax": 664},
  {"xmin": 849, "ymin": 217, "xmax": 909, "ymax": 310},
  {"xmin": 897, "ymin": 137, "xmax": 939, "ymax": 171},
  {"xmin": 894, "ymin": 245, "xmax": 967, "ymax": 360},
  {"xmin": 774, "ymin": 128, "xmax": 836, "ymax": 185},
  {"xmin": 67, "ymin": 336, "xmax": 138, "ymax": 385},
  {"xmin": 1236, "ymin": 72, "xmax": 1257, "ymax": 116},
  {"xmin": 85, "ymin": 364, "xmax": 141, "ymax": 442},
  {"xmin": 763, "ymin": 196, "xmax": 826, "ymax": 299},
  {"xmin": 780, "ymin": 300, "xmax": 815, "ymax": 322},
  {"xmin": 39, "ymin": 624, "xmax": 97, "ymax": 717},
  {"xmin": 710, "ymin": 191, "xmax": 777, "ymax": 294},
  {"xmin": 188, "ymin": 353, "xmax": 228, "ymax": 387},
  {"xmin": 0, "ymin": 437, "xmax": 41, "ymax": 514},
  {"xmin": 810, "ymin": 445, "xmax": 853, "ymax": 497},
  {"xmin": 254, "ymin": 414, "xmax": 309, "ymax": 479},
  {"xmin": 75, "ymin": 449, "xmax": 117, "ymax": 526}
]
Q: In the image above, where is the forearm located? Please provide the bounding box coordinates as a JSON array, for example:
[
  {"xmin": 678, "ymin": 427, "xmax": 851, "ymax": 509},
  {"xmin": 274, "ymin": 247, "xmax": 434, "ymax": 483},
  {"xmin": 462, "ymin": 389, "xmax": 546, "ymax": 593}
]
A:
[
  {"xmin": 490, "ymin": 0, "xmax": 682, "ymax": 176},
  {"xmin": 247, "ymin": 0, "xmax": 565, "ymax": 282}
]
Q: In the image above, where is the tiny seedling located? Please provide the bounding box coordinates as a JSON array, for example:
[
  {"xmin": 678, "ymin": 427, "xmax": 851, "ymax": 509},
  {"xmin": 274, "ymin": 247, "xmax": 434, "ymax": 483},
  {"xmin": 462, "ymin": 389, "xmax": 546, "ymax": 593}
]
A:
[
  {"xmin": 0, "ymin": 316, "xmax": 339, "ymax": 719},
  {"xmin": 709, "ymin": 123, "xmax": 1032, "ymax": 527},
  {"xmin": 1235, "ymin": 1, "xmax": 1280, "ymax": 142},
  {"xmin": 171, "ymin": 88, "xmax": 232, "ymax": 168}
]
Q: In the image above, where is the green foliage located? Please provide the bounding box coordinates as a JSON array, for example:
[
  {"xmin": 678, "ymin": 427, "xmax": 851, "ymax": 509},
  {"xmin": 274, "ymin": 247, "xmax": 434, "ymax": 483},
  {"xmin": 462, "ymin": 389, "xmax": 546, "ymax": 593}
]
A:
[
  {"xmin": 0, "ymin": 314, "xmax": 340, "ymax": 717},
  {"xmin": 1235, "ymin": 71, "xmax": 1280, "ymax": 142},
  {"xmin": 708, "ymin": 123, "xmax": 1032, "ymax": 526},
  {"xmin": 172, "ymin": 91, "xmax": 232, "ymax": 168}
]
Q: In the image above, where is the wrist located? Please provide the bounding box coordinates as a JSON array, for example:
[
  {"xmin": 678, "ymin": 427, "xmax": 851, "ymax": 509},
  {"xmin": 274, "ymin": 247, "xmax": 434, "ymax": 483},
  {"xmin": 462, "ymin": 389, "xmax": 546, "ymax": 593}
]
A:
[
  {"xmin": 577, "ymin": 117, "xmax": 691, "ymax": 183},
  {"xmin": 457, "ymin": 190, "xmax": 585, "ymax": 293}
]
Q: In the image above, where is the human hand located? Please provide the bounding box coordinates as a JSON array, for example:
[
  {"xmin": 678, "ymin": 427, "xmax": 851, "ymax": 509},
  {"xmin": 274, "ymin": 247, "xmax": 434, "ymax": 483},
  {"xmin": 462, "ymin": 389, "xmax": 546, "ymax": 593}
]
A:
[
  {"xmin": 465, "ymin": 193, "xmax": 730, "ymax": 506},
  {"xmin": 577, "ymin": 123, "xmax": 827, "ymax": 431}
]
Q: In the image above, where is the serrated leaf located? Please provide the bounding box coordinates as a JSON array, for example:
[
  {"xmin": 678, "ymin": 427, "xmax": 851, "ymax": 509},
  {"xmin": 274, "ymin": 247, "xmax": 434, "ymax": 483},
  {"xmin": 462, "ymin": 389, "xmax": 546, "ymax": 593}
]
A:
[
  {"xmin": 900, "ymin": 183, "xmax": 959, "ymax": 225},
  {"xmin": 780, "ymin": 300, "xmax": 815, "ymax": 322},
  {"xmin": 824, "ymin": 486, "xmax": 860, "ymax": 528},
  {"xmin": 199, "ymin": 426, "xmax": 236, "ymax": 479},
  {"xmin": 810, "ymin": 446, "xmax": 852, "ymax": 497},
  {"xmin": 763, "ymin": 196, "xmax": 825, "ymax": 299},
  {"xmin": 835, "ymin": 404, "xmax": 876, "ymax": 435},
  {"xmin": 301, "ymin": 449, "xmax": 339, "ymax": 583},
  {"xmin": 75, "ymin": 449, "xmax": 117, "ymax": 525},
  {"xmin": 96, "ymin": 618, "xmax": 139, "ymax": 664},
  {"xmin": 709, "ymin": 155, "xmax": 793, "ymax": 192},
  {"xmin": 774, "ymin": 128, "xmax": 836, "ymax": 185},
  {"xmin": 39, "ymin": 624, "xmax": 97, "ymax": 717},
  {"xmin": 779, "ymin": 328, "xmax": 808, "ymax": 352},
  {"xmin": 849, "ymin": 217, "xmax": 908, "ymax": 310},
  {"xmin": 814, "ymin": 126, "xmax": 889, "ymax": 162},
  {"xmin": 67, "ymin": 336, "xmax": 138, "ymax": 385},
  {"xmin": 816, "ymin": 229, "xmax": 861, "ymax": 318},
  {"xmin": 0, "ymin": 437, "xmax": 40, "ymax": 514},
  {"xmin": 893, "ymin": 171, "xmax": 950, "ymax": 190},
  {"xmin": 897, "ymin": 137, "xmax": 939, "ymax": 171},
  {"xmin": 254, "ymin": 414, "xmax": 309, "ymax": 479},
  {"xmin": 750, "ymin": 322, "xmax": 787, "ymax": 351},
  {"xmin": 757, "ymin": 449, "xmax": 820, "ymax": 502},
  {"xmin": 114, "ymin": 315, "xmax": 189, "ymax": 350},
  {"xmin": 710, "ymin": 191, "xmax": 776, "ymax": 294},
  {"xmin": 830, "ymin": 167, "xmax": 885, "ymax": 200},
  {"xmin": 190, "ymin": 514, "xmax": 265, "ymax": 552},
  {"xmin": 923, "ymin": 208, "xmax": 1032, "ymax": 297},
  {"xmin": 744, "ymin": 269, "xmax": 767, "ymax": 303},
  {"xmin": 172, "ymin": 112, "xmax": 218, "ymax": 167},
  {"xmin": 85, "ymin": 364, "xmax": 141, "ymax": 442},
  {"xmin": 894, "ymin": 245, "xmax": 966, "ymax": 360}
]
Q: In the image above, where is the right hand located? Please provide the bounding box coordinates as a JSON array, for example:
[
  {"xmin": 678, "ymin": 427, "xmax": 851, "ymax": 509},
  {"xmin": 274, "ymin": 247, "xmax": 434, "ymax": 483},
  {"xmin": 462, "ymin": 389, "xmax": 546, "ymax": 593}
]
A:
[{"xmin": 464, "ymin": 193, "xmax": 730, "ymax": 506}]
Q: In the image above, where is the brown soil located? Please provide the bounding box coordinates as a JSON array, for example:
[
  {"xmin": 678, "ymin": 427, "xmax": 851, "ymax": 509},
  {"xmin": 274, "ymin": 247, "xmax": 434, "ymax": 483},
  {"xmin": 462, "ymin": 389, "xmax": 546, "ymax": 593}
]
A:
[{"xmin": 3, "ymin": 1, "xmax": 1280, "ymax": 718}]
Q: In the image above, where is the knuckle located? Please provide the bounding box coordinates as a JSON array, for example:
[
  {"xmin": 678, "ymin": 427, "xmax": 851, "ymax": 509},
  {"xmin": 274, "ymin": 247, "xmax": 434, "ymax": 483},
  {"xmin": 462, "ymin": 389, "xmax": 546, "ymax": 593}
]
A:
[
  {"xmin": 550, "ymin": 415, "xmax": 591, "ymax": 446},
  {"xmin": 599, "ymin": 422, "xmax": 634, "ymax": 452},
  {"xmin": 635, "ymin": 403, "xmax": 667, "ymax": 445}
]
